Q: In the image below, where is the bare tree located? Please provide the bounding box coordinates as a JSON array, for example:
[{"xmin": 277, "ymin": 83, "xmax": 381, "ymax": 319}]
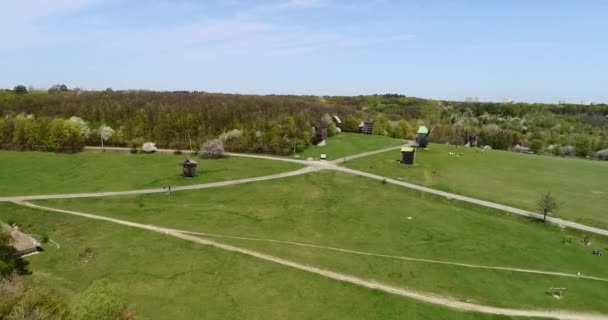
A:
[{"xmin": 538, "ymin": 192, "xmax": 558, "ymax": 222}]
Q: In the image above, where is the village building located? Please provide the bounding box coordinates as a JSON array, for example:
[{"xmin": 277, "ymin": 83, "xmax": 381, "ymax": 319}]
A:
[
  {"xmin": 313, "ymin": 121, "xmax": 329, "ymax": 145},
  {"xmin": 3, "ymin": 224, "xmax": 41, "ymax": 258},
  {"xmin": 416, "ymin": 126, "xmax": 431, "ymax": 148},
  {"xmin": 182, "ymin": 159, "xmax": 198, "ymax": 177},
  {"xmin": 359, "ymin": 119, "xmax": 374, "ymax": 135}
]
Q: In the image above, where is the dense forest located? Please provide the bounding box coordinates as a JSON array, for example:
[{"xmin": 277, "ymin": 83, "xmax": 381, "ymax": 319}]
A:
[{"xmin": 1, "ymin": 87, "xmax": 607, "ymax": 158}]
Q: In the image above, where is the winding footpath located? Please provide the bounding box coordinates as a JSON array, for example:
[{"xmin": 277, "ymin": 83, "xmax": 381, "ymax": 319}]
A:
[
  {"xmin": 178, "ymin": 230, "xmax": 608, "ymax": 283},
  {"xmin": 14, "ymin": 201, "xmax": 608, "ymax": 320}
]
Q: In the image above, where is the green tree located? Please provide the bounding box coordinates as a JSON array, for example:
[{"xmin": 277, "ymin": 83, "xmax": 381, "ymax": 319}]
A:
[
  {"xmin": 538, "ymin": 192, "xmax": 558, "ymax": 222},
  {"xmin": 391, "ymin": 120, "xmax": 412, "ymax": 139},
  {"xmin": 71, "ymin": 279, "xmax": 127, "ymax": 320},
  {"xmin": 372, "ymin": 115, "xmax": 390, "ymax": 136},
  {"xmin": 529, "ymin": 139, "xmax": 545, "ymax": 154},
  {"xmin": 574, "ymin": 134, "xmax": 593, "ymax": 157},
  {"xmin": 341, "ymin": 116, "xmax": 360, "ymax": 132},
  {"xmin": 327, "ymin": 122, "xmax": 337, "ymax": 137},
  {"xmin": 13, "ymin": 85, "xmax": 27, "ymax": 94}
]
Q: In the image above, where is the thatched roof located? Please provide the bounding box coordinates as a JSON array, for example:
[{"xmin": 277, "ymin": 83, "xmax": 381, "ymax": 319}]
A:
[{"xmin": 4, "ymin": 225, "xmax": 40, "ymax": 254}]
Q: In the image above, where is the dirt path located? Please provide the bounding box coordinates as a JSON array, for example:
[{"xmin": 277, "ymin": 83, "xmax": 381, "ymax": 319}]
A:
[
  {"xmin": 178, "ymin": 230, "xmax": 608, "ymax": 283},
  {"xmin": 0, "ymin": 166, "xmax": 321, "ymax": 202},
  {"xmin": 12, "ymin": 201, "xmax": 608, "ymax": 320}
]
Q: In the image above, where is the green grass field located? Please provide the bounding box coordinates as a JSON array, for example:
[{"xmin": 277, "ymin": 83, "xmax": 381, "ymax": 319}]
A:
[
  {"xmin": 295, "ymin": 132, "xmax": 404, "ymax": 160},
  {"xmin": 342, "ymin": 143, "xmax": 608, "ymax": 229},
  {"xmin": 36, "ymin": 171, "xmax": 608, "ymax": 313},
  {"xmin": 0, "ymin": 203, "xmax": 537, "ymax": 320},
  {"xmin": 0, "ymin": 150, "xmax": 302, "ymax": 196}
]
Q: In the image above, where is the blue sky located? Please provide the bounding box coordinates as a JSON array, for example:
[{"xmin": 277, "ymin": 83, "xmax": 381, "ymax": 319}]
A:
[{"xmin": 2, "ymin": 0, "xmax": 607, "ymax": 103}]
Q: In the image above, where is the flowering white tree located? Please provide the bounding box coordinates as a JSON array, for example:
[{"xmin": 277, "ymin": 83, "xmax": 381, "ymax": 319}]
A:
[
  {"xmin": 200, "ymin": 139, "xmax": 225, "ymax": 158},
  {"xmin": 69, "ymin": 116, "xmax": 91, "ymax": 139},
  {"xmin": 142, "ymin": 142, "xmax": 157, "ymax": 153},
  {"xmin": 98, "ymin": 125, "xmax": 114, "ymax": 149}
]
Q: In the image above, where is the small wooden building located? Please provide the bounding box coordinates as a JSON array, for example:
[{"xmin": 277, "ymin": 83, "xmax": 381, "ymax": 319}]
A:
[
  {"xmin": 182, "ymin": 159, "xmax": 198, "ymax": 177},
  {"xmin": 313, "ymin": 121, "xmax": 329, "ymax": 145},
  {"xmin": 6, "ymin": 225, "xmax": 41, "ymax": 258},
  {"xmin": 401, "ymin": 146, "xmax": 416, "ymax": 165},
  {"xmin": 416, "ymin": 126, "xmax": 431, "ymax": 148},
  {"xmin": 467, "ymin": 133, "xmax": 478, "ymax": 147},
  {"xmin": 360, "ymin": 119, "xmax": 374, "ymax": 135}
]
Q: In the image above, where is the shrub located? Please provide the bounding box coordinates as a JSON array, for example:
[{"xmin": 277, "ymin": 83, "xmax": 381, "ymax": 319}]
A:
[
  {"xmin": 200, "ymin": 139, "xmax": 225, "ymax": 159},
  {"xmin": 550, "ymin": 145, "xmax": 564, "ymax": 156},
  {"xmin": 219, "ymin": 129, "xmax": 243, "ymax": 151},
  {"xmin": 142, "ymin": 142, "xmax": 157, "ymax": 153},
  {"xmin": 391, "ymin": 120, "xmax": 413, "ymax": 139},
  {"xmin": 327, "ymin": 123, "xmax": 337, "ymax": 137},
  {"xmin": 71, "ymin": 279, "xmax": 127, "ymax": 320},
  {"xmin": 341, "ymin": 116, "xmax": 361, "ymax": 132},
  {"xmin": 529, "ymin": 139, "xmax": 545, "ymax": 154},
  {"xmin": 9, "ymin": 287, "xmax": 69, "ymax": 320}
]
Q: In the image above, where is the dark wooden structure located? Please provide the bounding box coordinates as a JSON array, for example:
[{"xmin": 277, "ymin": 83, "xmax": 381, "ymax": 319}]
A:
[
  {"xmin": 360, "ymin": 119, "xmax": 374, "ymax": 135},
  {"xmin": 467, "ymin": 133, "xmax": 478, "ymax": 147},
  {"xmin": 416, "ymin": 126, "xmax": 431, "ymax": 148},
  {"xmin": 401, "ymin": 146, "xmax": 416, "ymax": 165},
  {"xmin": 182, "ymin": 159, "xmax": 198, "ymax": 177},
  {"xmin": 313, "ymin": 121, "xmax": 329, "ymax": 145}
]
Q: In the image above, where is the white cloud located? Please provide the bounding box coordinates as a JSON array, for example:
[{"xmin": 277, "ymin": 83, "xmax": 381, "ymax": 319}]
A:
[{"xmin": 277, "ymin": 0, "xmax": 328, "ymax": 9}]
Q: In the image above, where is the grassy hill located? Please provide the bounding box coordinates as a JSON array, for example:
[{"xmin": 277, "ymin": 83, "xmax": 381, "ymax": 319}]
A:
[
  {"xmin": 342, "ymin": 143, "xmax": 608, "ymax": 229},
  {"xmin": 35, "ymin": 171, "xmax": 608, "ymax": 313},
  {"xmin": 0, "ymin": 150, "xmax": 302, "ymax": 196},
  {"xmin": 0, "ymin": 203, "xmax": 537, "ymax": 320},
  {"xmin": 294, "ymin": 132, "xmax": 405, "ymax": 160}
]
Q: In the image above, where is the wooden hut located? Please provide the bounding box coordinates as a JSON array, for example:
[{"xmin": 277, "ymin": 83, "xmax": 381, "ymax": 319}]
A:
[
  {"xmin": 360, "ymin": 119, "xmax": 374, "ymax": 135},
  {"xmin": 182, "ymin": 159, "xmax": 198, "ymax": 177},
  {"xmin": 5, "ymin": 225, "xmax": 41, "ymax": 258},
  {"xmin": 313, "ymin": 121, "xmax": 329, "ymax": 145},
  {"xmin": 467, "ymin": 133, "xmax": 478, "ymax": 147},
  {"xmin": 416, "ymin": 126, "xmax": 431, "ymax": 148},
  {"xmin": 401, "ymin": 146, "xmax": 416, "ymax": 165}
]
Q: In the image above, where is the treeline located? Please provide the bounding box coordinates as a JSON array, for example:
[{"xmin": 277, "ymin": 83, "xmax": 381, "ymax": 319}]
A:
[
  {"xmin": 0, "ymin": 90, "xmax": 353, "ymax": 155},
  {"xmin": 325, "ymin": 95, "xmax": 608, "ymax": 158},
  {"xmin": 1, "ymin": 89, "xmax": 608, "ymax": 158}
]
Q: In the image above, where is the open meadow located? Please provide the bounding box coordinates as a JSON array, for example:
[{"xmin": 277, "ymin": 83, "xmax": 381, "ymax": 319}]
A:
[
  {"xmin": 34, "ymin": 170, "xmax": 608, "ymax": 314},
  {"xmin": 342, "ymin": 144, "xmax": 608, "ymax": 229},
  {"xmin": 295, "ymin": 132, "xmax": 404, "ymax": 160},
  {"xmin": 0, "ymin": 150, "xmax": 302, "ymax": 196},
  {"xmin": 2, "ymin": 136, "xmax": 608, "ymax": 320},
  {"xmin": 0, "ymin": 203, "xmax": 539, "ymax": 320}
]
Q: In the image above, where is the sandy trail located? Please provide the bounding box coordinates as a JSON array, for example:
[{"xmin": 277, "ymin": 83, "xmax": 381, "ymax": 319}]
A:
[{"xmin": 177, "ymin": 230, "xmax": 608, "ymax": 283}]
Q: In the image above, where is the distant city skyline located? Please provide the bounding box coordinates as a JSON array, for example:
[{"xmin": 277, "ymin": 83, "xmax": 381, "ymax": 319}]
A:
[{"xmin": 2, "ymin": 0, "xmax": 608, "ymax": 104}]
